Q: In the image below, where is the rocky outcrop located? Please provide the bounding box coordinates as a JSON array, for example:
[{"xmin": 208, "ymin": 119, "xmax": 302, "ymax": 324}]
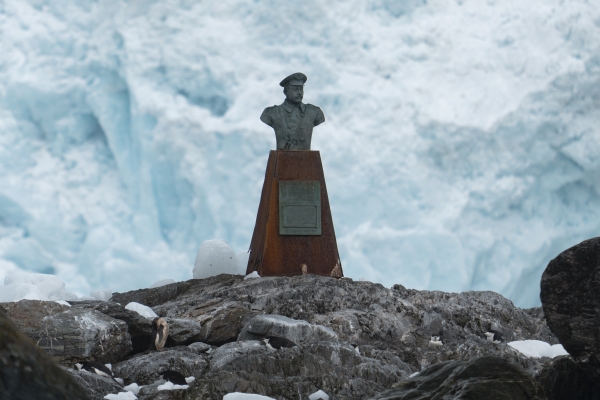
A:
[
  {"xmin": 370, "ymin": 356, "xmax": 546, "ymax": 400},
  {"xmin": 3, "ymin": 274, "xmax": 565, "ymax": 399},
  {"xmin": 0, "ymin": 306, "xmax": 89, "ymax": 400},
  {"xmin": 2, "ymin": 300, "xmax": 132, "ymax": 365},
  {"xmin": 536, "ymin": 356, "xmax": 600, "ymax": 400},
  {"xmin": 113, "ymin": 346, "xmax": 208, "ymax": 385},
  {"xmin": 541, "ymin": 237, "xmax": 600, "ymax": 364},
  {"xmin": 62, "ymin": 367, "xmax": 123, "ymax": 400},
  {"xmin": 238, "ymin": 314, "xmax": 338, "ymax": 344}
]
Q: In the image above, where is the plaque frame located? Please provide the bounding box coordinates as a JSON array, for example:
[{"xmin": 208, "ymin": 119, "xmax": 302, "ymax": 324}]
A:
[{"xmin": 279, "ymin": 180, "xmax": 321, "ymax": 235}]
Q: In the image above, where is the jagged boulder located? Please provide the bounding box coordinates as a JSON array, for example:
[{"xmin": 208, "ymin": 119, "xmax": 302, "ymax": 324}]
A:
[
  {"xmin": 186, "ymin": 340, "xmax": 413, "ymax": 399},
  {"xmin": 370, "ymin": 356, "xmax": 546, "ymax": 400},
  {"xmin": 238, "ymin": 314, "xmax": 338, "ymax": 344},
  {"xmin": 0, "ymin": 306, "xmax": 89, "ymax": 399},
  {"xmin": 2, "ymin": 300, "xmax": 132, "ymax": 365},
  {"xmin": 62, "ymin": 367, "xmax": 123, "ymax": 400},
  {"xmin": 113, "ymin": 346, "xmax": 208, "ymax": 385},
  {"xmin": 541, "ymin": 237, "xmax": 600, "ymax": 364},
  {"xmin": 536, "ymin": 356, "xmax": 600, "ymax": 400}
]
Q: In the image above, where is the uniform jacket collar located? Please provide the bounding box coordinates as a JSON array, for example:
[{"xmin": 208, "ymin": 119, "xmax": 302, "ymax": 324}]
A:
[{"xmin": 281, "ymin": 99, "xmax": 305, "ymax": 113}]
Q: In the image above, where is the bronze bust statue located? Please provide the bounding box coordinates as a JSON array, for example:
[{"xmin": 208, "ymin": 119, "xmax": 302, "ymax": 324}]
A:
[{"xmin": 260, "ymin": 72, "xmax": 325, "ymax": 150}]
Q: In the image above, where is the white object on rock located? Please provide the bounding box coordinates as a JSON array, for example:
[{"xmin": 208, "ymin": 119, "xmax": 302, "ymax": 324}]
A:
[
  {"xmin": 185, "ymin": 376, "xmax": 195, "ymax": 384},
  {"xmin": 114, "ymin": 377, "xmax": 124, "ymax": 385},
  {"xmin": 223, "ymin": 394, "xmax": 276, "ymax": 400},
  {"xmin": 244, "ymin": 271, "xmax": 260, "ymax": 280},
  {"xmin": 193, "ymin": 240, "xmax": 238, "ymax": 279},
  {"xmin": 54, "ymin": 300, "xmax": 71, "ymax": 306},
  {"xmin": 150, "ymin": 279, "xmax": 176, "ymax": 288},
  {"xmin": 123, "ymin": 383, "xmax": 141, "ymax": 395},
  {"xmin": 103, "ymin": 392, "xmax": 138, "ymax": 400},
  {"xmin": 508, "ymin": 340, "xmax": 569, "ymax": 358},
  {"xmin": 91, "ymin": 289, "xmax": 112, "ymax": 301},
  {"xmin": 409, "ymin": 371, "xmax": 420, "ymax": 378},
  {"xmin": 125, "ymin": 302, "xmax": 158, "ymax": 319},
  {"xmin": 309, "ymin": 390, "xmax": 329, "ymax": 400},
  {"xmin": 0, "ymin": 271, "xmax": 68, "ymax": 302},
  {"xmin": 237, "ymin": 251, "xmax": 250, "ymax": 275},
  {"xmin": 157, "ymin": 381, "xmax": 189, "ymax": 391}
]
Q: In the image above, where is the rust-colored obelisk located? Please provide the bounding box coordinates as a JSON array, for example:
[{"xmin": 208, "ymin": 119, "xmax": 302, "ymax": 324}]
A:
[{"xmin": 246, "ymin": 150, "xmax": 343, "ymax": 278}]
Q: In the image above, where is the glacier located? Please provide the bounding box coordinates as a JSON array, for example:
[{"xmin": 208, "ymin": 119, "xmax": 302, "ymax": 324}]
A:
[{"xmin": 0, "ymin": 0, "xmax": 599, "ymax": 307}]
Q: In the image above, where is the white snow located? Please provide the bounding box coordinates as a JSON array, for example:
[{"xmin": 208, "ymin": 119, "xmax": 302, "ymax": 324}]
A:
[
  {"xmin": 0, "ymin": 1, "xmax": 599, "ymax": 307},
  {"xmin": 54, "ymin": 300, "xmax": 71, "ymax": 306},
  {"xmin": 508, "ymin": 340, "xmax": 569, "ymax": 358},
  {"xmin": 104, "ymin": 392, "xmax": 137, "ymax": 400},
  {"xmin": 193, "ymin": 240, "xmax": 238, "ymax": 279},
  {"xmin": 90, "ymin": 289, "xmax": 112, "ymax": 301},
  {"xmin": 223, "ymin": 394, "xmax": 276, "ymax": 400},
  {"xmin": 309, "ymin": 390, "xmax": 329, "ymax": 400},
  {"xmin": 244, "ymin": 271, "xmax": 260, "ymax": 280},
  {"xmin": 123, "ymin": 383, "xmax": 140, "ymax": 395},
  {"xmin": 125, "ymin": 302, "xmax": 158, "ymax": 319},
  {"xmin": 114, "ymin": 377, "xmax": 124, "ymax": 385},
  {"xmin": 150, "ymin": 279, "xmax": 176, "ymax": 288},
  {"xmin": 185, "ymin": 376, "xmax": 195, "ymax": 384},
  {"xmin": 157, "ymin": 381, "xmax": 189, "ymax": 391},
  {"xmin": 409, "ymin": 372, "xmax": 420, "ymax": 378}
]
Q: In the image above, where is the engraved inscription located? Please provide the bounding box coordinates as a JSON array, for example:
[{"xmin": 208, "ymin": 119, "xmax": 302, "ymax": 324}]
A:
[
  {"xmin": 279, "ymin": 180, "xmax": 321, "ymax": 235},
  {"xmin": 282, "ymin": 205, "xmax": 317, "ymax": 227}
]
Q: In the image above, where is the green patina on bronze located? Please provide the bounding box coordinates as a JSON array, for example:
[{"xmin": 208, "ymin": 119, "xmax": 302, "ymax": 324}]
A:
[{"xmin": 279, "ymin": 180, "xmax": 321, "ymax": 235}]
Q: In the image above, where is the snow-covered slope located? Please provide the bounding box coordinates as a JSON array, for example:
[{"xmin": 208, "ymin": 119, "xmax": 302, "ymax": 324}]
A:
[{"xmin": 0, "ymin": 0, "xmax": 598, "ymax": 306}]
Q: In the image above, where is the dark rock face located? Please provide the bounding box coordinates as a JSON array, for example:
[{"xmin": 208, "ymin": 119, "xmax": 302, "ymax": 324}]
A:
[
  {"xmin": 1, "ymin": 300, "xmax": 132, "ymax": 365},
  {"xmin": 541, "ymin": 237, "xmax": 600, "ymax": 364},
  {"xmin": 371, "ymin": 356, "xmax": 545, "ymax": 400},
  {"xmin": 62, "ymin": 367, "xmax": 123, "ymax": 400},
  {"xmin": 0, "ymin": 307, "xmax": 89, "ymax": 400},
  {"xmin": 113, "ymin": 346, "xmax": 208, "ymax": 385},
  {"xmin": 537, "ymin": 356, "xmax": 600, "ymax": 400}
]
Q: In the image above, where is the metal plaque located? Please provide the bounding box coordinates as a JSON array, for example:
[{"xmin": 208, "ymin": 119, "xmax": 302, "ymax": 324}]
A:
[{"xmin": 279, "ymin": 180, "xmax": 321, "ymax": 235}]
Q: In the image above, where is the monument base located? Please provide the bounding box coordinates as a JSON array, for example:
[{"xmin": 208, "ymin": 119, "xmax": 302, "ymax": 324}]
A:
[{"xmin": 246, "ymin": 150, "xmax": 343, "ymax": 278}]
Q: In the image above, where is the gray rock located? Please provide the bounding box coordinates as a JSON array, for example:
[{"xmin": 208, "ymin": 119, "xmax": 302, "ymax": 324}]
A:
[
  {"xmin": 370, "ymin": 356, "xmax": 546, "ymax": 400},
  {"xmin": 0, "ymin": 307, "xmax": 89, "ymax": 399},
  {"xmin": 238, "ymin": 314, "xmax": 338, "ymax": 344},
  {"xmin": 113, "ymin": 347, "xmax": 208, "ymax": 385},
  {"xmin": 164, "ymin": 317, "xmax": 204, "ymax": 346},
  {"xmin": 187, "ymin": 342, "xmax": 211, "ymax": 354},
  {"xmin": 70, "ymin": 300, "xmax": 153, "ymax": 354},
  {"xmin": 62, "ymin": 367, "xmax": 123, "ymax": 400},
  {"xmin": 2, "ymin": 300, "xmax": 132, "ymax": 365},
  {"xmin": 541, "ymin": 236, "xmax": 600, "ymax": 364},
  {"xmin": 536, "ymin": 356, "xmax": 600, "ymax": 400},
  {"xmin": 137, "ymin": 380, "xmax": 187, "ymax": 400},
  {"xmin": 187, "ymin": 340, "xmax": 413, "ymax": 400}
]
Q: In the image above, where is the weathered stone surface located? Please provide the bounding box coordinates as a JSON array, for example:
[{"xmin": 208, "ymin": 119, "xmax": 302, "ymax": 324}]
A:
[
  {"xmin": 113, "ymin": 347, "xmax": 208, "ymax": 385},
  {"xmin": 370, "ymin": 356, "xmax": 546, "ymax": 400},
  {"xmin": 110, "ymin": 281, "xmax": 192, "ymax": 307},
  {"xmin": 164, "ymin": 317, "xmax": 204, "ymax": 346},
  {"xmin": 238, "ymin": 314, "xmax": 338, "ymax": 344},
  {"xmin": 62, "ymin": 367, "xmax": 123, "ymax": 400},
  {"xmin": 187, "ymin": 342, "xmax": 211, "ymax": 354},
  {"xmin": 0, "ymin": 307, "xmax": 89, "ymax": 399},
  {"xmin": 536, "ymin": 356, "xmax": 600, "ymax": 400},
  {"xmin": 138, "ymin": 381, "xmax": 187, "ymax": 400},
  {"xmin": 2, "ymin": 300, "xmax": 132, "ymax": 365},
  {"xmin": 70, "ymin": 300, "xmax": 153, "ymax": 354},
  {"xmin": 541, "ymin": 237, "xmax": 600, "ymax": 364},
  {"xmin": 186, "ymin": 340, "xmax": 413, "ymax": 400}
]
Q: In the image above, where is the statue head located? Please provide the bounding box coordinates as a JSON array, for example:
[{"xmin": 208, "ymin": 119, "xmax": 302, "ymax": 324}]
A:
[{"xmin": 280, "ymin": 72, "xmax": 307, "ymax": 105}]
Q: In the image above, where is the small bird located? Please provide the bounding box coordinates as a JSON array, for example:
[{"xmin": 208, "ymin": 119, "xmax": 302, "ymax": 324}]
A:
[
  {"xmin": 263, "ymin": 336, "xmax": 297, "ymax": 350},
  {"xmin": 151, "ymin": 317, "xmax": 169, "ymax": 351},
  {"xmin": 75, "ymin": 361, "xmax": 122, "ymax": 385},
  {"xmin": 429, "ymin": 336, "xmax": 443, "ymax": 347},
  {"xmin": 160, "ymin": 370, "xmax": 187, "ymax": 385},
  {"xmin": 484, "ymin": 330, "xmax": 505, "ymax": 344}
]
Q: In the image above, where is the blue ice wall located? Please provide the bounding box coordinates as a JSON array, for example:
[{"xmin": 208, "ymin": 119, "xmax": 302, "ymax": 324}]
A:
[{"xmin": 0, "ymin": 0, "xmax": 599, "ymax": 306}]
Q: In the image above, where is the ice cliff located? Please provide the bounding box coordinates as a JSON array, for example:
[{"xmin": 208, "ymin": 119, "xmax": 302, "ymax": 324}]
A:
[{"xmin": 0, "ymin": 0, "xmax": 599, "ymax": 306}]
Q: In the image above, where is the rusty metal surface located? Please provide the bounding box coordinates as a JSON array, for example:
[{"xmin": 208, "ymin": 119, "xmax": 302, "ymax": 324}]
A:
[{"xmin": 247, "ymin": 150, "xmax": 343, "ymax": 278}]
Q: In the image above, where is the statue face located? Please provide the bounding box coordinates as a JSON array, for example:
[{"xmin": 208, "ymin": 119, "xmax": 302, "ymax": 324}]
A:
[{"xmin": 284, "ymin": 85, "xmax": 304, "ymax": 104}]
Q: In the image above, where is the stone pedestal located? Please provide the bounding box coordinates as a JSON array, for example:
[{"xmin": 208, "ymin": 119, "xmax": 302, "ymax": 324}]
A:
[{"xmin": 246, "ymin": 150, "xmax": 343, "ymax": 278}]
